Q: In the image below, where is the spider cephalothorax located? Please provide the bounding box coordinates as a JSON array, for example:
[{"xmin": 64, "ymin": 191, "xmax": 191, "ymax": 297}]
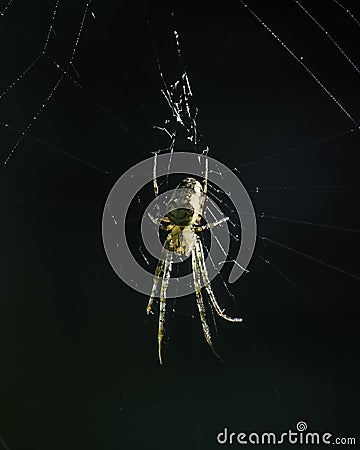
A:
[{"xmin": 147, "ymin": 155, "xmax": 242, "ymax": 364}]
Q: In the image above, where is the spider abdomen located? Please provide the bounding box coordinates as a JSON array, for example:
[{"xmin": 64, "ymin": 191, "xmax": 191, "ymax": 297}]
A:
[{"xmin": 167, "ymin": 177, "xmax": 204, "ymax": 226}]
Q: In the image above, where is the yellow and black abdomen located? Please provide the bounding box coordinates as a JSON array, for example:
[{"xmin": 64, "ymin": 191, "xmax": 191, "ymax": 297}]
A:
[{"xmin": 166, "ymin": 177, "xmax": 205, "ymax": 227}]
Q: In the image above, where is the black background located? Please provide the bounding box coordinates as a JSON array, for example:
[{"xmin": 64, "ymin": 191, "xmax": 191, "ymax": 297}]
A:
[{"xmin": 0, "ymin": 1, "xmax": 359, "ymax": 449}]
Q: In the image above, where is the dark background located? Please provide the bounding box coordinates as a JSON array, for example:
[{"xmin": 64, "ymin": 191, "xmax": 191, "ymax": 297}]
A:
[{"xmin": 0, "ymin": 1, "xmax": 359, "ymax": 449}]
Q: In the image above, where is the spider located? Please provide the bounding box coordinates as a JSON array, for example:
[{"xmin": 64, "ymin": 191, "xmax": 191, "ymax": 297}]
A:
[{"xmin": 147, "ymin": 154, "xmax": 243, "ymax": 364}]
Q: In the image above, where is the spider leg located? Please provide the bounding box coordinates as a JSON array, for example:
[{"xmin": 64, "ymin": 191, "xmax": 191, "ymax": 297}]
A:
[
  {"xmin": 147, "ymin": 266, "xmax": 162, "ymax": 315},
  {"xmin": 148, "ymin": 213, "xmax": 174, "ymax": 231},
  {"xmin": 194, "ymin": 217, "xmax": 229, "ymax": 232},
  {"xmin": 147, "ymin": 227, "xmax": 175, "ymax": 314},
  {"xmin": 195, "ymin": 237, "xmax": 243, "ymax": 323},
  {"xmin": 147, "ymin": 247, "xmax": 166, "ymax": 315},
  {"xmin": 153, "ymin": 152, "xmax": 159, "ymax": 197},
  {"xmin": 196, "ymin": 157, "xmax": 209, "ymax": 225},
  {"xmin": 191, "ymin": 247, "xmax": 222, "ymax": 361},
  {"xmin": 158, "ymin": 250, "xmax": 172, "ymax": 365},
  {"xmin": 203, "ymin": 156, "xmax": 208, "ymax": 195}
]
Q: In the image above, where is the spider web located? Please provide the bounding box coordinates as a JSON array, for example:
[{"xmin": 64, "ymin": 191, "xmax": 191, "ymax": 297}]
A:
[{"xmin": 0, "ymin": 1, "xmax": 359, "ymax": 449}]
